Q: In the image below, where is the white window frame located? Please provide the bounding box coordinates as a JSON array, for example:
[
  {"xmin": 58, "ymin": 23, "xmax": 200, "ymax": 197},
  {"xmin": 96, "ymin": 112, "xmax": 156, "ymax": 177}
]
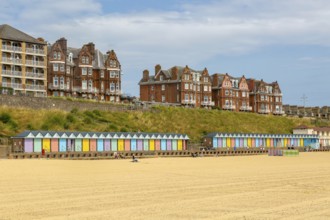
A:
[
  {"xmin": 53, "ymin": 64, "xmax": 58, "ymax": 71},
  {"xmin": 101, "ymin": 70, "xmax": 104, "ymax": 78},
  {"xmin": 53, "ymin": 76, "xmax": 58, "ymax": 87},
  {"xmin": 82, "ymin": 80, "xmax": 87, "ymax": 90},
  {"xmin": 184, "ymin": 83, "xmax": 189, "ymax": 90},
  {"xmin": 88, "ymin": 68, "xmax": 92, "ymax": 75},
  {"xmin": 204, "ymin": 85, "xmax": 208, "ymax": 92},
  {"xmin": 110, "ymin": 83, "xmax": 115, "ymax": 92}
]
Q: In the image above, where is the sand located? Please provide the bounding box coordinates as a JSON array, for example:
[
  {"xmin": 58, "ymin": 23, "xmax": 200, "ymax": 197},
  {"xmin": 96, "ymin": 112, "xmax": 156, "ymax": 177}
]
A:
[{"xmin": 0, "ymin": 152, "xmax": 330, "ymax": 220}]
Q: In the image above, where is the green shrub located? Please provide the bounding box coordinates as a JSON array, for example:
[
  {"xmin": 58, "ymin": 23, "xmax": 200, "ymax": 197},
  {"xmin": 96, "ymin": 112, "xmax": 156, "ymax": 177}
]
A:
[
  {"xmin": 0, "ymin": 112, "xmax": 11, "ymax": 124},
  {"xmin": 71, "ymin": 108, "xmax": 79, "ymax": 114}
]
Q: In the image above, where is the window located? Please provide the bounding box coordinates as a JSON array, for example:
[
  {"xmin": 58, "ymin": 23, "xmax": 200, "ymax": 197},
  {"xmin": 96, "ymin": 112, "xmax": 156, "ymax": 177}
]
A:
[
  {"xmin": 116, "ymin": 83, "xmax": 119, "ymax": 91},
  {"xmin": 190, "ymin": 84, "xmax": 193, "ymax": 90},
  {"xmin": 261, "ymin": 95, "xmax": 264, "ymax": 101},
  {"xmin": 101, "ymin": 82, "xmax": 104, "ymax": 92},
  {"xmin": 85, "ymin": 56, "xmax": 89, "ymax": 64},
  {"xmin": 110, "ymin": 60, "xmax": 116, "ymax": 67},
  {"xmin": 115, "ymin": 72, "xmax": 120, "ymax": 78},
  {"xmin": 225, "ymin": 90, "xmax": 229, "ymax": 96},
  {"xmin": 88, "ymin": 80, "xmax": 93, "ymax": 91},
  {"xmin": 161, "ymin": 85, "xmax": 165, "ymax": 91},
  {"xmin": 53, "ymin": 52, "xmax": 57, "ymax": 59},
  {"xmin": 160, "ymin": 75, "xmax": 163, "ymax": 81},
  {"xmin": 242, "ymin": 91, "xmax": 246, "ymax": 97},
  {"xmin": 60, "ymin": 64, "xmax": 64, "ymax": 72},
  {"xmin": 177, "ymin": 84, "xmax": 179, "ymax": 90},
  {"xmin": 184, "ymin": 74, "xmax": 189, "ymax": 80},
  {"xmin": 88, "ymin": 68, "xmax": 92, "ymax": 75},
  {"xmin": 162, "ymin": 95, "xmax": 165, "ymax": 102},
  {"xmin": 53, "ymin": 64, "xmax": 58, "ymax": 71},
  {"xmin": 82, "ymin": 68, "xmax": 87, "ymax": 75},
  {"xmin": 204, "ymin": 96, "xmax": 208, "ymax": 102},
  {"xmin": 225, "ymin": 99, "xmax": 229, "ymax": 106},
  {"xmin": 110, "ymin": 71, "xmax": 115, "ymax": 78},
  {"xmin": 204, "ymin": 85, "xmax": 208, "ymax": 92},
  {"xmin": 82, "ymin": 80, "xmax": 87, "ymax": 90},
  {"xmin": 110, "ymin": 83, "xmax": 115, "ymax": 92},
  {"xmin": 57, "ymin": 52, "xmax": 61, "ymax": 60},
  {"xmin": 197, "ymin": 85, "xmax": 200, "ymax": 92},
  {"xmin": 209, "ymin": 86, "xmax": 211, "ymax": 92},
  {"xmin": 151, "ymin": 85, "xmax": 154, "ymax": 91},
  {"xmin": 82, "ymin": 56, "xmax": 86, "ymax": 64},
  {"xmin": 184, "ymin": 83, "xmax": 189, "ymax": 90},
  {"xmin": 276, "ymin": 97, "xmax": 279, "ymax": 102},
  {"xmin": 204, "ymin": 77, "xmax": 208, "ymax": 82},
  {"xmin": 185, "ymin": 94, "xmax": 189, "ymax": 101},
  {"xmin": 101, "ymin": 70, "xmax": 104, "ymax": 78},
  {"xmin": 193, "ymin": 85, "xmax": 196, "ymax": 91},
  {"xmin": 66, "ymin": 66, "xmax": 70, "ymax": 74},
  {"xmin": 66, "ymin": 78, "xmax": 70, "ymax": 89},
  {"xmin": 60, "ymin": 77, "xmax": 64, "ymax": 88},
  {"xmin": 53, "ymin": 76, "xmax": 58, "ymax": 87},
  {"xmin": 68, "ymin": 53, "xmax": 73, "ymax": 63},
  {"xmin": 236, "ymin": 91, "xmax": 239, "ymax": 97}
]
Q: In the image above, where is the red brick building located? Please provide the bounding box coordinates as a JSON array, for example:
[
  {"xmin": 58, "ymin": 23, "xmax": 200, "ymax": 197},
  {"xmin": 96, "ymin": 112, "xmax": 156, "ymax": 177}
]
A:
[
  {"xmin": 47, "ymin": 38, "xmax": 121, "ymax": 102},
  {"xmin": 247, "ymin": 79, "xmax": 283, "ymax": 114},
  {"xmin": 139, "ymin": 65, "xmax": 214, "ymax": 107},
  {"xmin": 211, "ymin": 73, "xmax": 252, "ymax": 112}
]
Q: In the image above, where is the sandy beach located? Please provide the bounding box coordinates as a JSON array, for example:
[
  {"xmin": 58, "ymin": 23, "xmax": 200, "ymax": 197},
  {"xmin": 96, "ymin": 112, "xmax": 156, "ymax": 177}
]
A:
[{"xmin": 0, "ymin": 152, "xmax": 329, "ymax": 220}]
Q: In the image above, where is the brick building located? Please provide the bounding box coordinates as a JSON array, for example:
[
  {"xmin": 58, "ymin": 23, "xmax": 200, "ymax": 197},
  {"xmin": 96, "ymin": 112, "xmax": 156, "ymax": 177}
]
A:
[
  {"xmin": 247, "ymin": 79, "xmax": 283, "ymax": 114},
  {"xmin": 211, "ymin": 73, "xmax": 252, "ymax": 112},
  {"xmin": 47, "ymin": 38, "xmax": 121, "ymax": 102},
  {"xmin": 139, "ymin": 65, "xmax": 214, "ymax": 107},
  {"xmin": 0, "ymin": 24, "xmax": 47, "ymax": 97}
]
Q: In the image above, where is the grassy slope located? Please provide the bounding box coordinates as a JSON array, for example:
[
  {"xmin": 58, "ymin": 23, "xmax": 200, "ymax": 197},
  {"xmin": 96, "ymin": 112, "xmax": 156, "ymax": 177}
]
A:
[{"xmin": 0, "ymin": 106, "xmax": 328, "ymax": 142}]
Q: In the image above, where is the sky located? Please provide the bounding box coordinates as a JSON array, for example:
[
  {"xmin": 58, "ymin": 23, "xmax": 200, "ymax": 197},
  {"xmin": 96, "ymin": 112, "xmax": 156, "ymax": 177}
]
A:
[{"xmin": 1, "ymin": 0, "xmax": 330, "ymax": 106}]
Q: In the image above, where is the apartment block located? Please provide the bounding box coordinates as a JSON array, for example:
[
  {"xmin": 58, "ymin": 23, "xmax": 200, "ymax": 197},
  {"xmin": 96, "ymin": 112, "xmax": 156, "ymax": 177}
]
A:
[
  {"xmin": 0, "ymin": 24, "xmax": 47, "ymax": 97},
  {"xmin": 48, "ymin": 38, "xmax": 121, "ymax": 102},
  {"xmin": 211, "ymin": 73, "xmax": 252, "ymax": 112},
  {"xmin": 139, "ymin": 65, "xmax": 214, "ymax": 107},
  {"xmin": 247, "ymin": 79, "xmax": 283, "ymax": 115}
]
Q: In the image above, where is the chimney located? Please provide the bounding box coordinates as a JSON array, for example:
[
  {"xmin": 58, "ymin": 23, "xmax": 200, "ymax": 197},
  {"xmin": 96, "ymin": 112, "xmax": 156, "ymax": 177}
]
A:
[
  {"xmin": 155, "ymin": 64, "xmax": 161, "ymax": 74},
  {"xmin": 143, "ymin": 70, "xmax": 149, "ymax": 81},
  {"xmin": 87, "ymin": 42, "xmax": 95, "ymax": 57},
  {"xmin": 212, "ymin": 74, "xmax": 219, "ymax": 87},
  {"xmin": 171, "ymin": 66, "xmax": 178, "ymax": 80},
  {"xmin": 57, "ymin": 37, "xmax": 67, "ymax": 54}
]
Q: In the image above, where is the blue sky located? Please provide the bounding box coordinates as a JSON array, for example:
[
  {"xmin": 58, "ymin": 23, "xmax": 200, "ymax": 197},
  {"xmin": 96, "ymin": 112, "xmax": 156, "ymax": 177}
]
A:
[{"xmin": 1, "ymin": 0, "xmax": 330, "ymax": 106}]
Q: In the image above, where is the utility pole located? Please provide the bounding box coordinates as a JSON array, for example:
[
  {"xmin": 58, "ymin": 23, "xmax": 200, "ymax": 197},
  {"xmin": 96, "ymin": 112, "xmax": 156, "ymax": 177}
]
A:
[{"xmin": 301, "ymin": 94, "xmax": 308, "ymax": 107}]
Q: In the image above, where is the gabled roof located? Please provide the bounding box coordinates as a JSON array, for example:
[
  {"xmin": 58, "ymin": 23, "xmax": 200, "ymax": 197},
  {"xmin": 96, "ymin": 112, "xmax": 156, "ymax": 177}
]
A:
[{"xmin": 0, "ymin": 24, "xmax": 45, "ymax": 44}]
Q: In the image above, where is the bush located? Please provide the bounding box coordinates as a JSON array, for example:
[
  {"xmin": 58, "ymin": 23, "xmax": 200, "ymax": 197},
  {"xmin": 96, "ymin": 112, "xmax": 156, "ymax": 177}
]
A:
[
  {"xmin": 71, "ymin": 108, "xmax": 79, "ymax": 114},
  {"xmin": 0, "ymin": 112, "xmax": 11, "ymax": 124}
]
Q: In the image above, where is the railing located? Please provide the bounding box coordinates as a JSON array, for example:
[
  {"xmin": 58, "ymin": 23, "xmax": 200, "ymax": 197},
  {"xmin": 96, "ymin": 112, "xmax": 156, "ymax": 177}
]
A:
[
  {"xmin": 201, "ymin": 101, "xmax": 215, "ymax": 106},
  {"xmin": 48, "ymin": 83, "xmax": 70, "ymax": 91},
  {"xmin": 25, "ymin": 48, "xmax": 45, "ymax": 55},
  {"xmin": 25, "ymin": 84, "xmax": 46, "ymax": 91},
  {"xmin": 273, "ymin": 110, "xmax": 285, "ymax": 115},
  {"xmin": 258, "ymin": 109, "xmax": 271, "ymax": 114},
  {"xmin": 1, "ymin": 45, "xmax": 22, "ymax": 52},
  {"xmin": 73, "ymin": 87, "xmax": 99, "ymax": 93},
  {"xmin": 25, "ymin": 72, "xmax": 45, "ymax": 79},
  {"xmin": 25, "ymin": 60, "xmax": 45, "ymax": 67},
  {"xmin": 223, "ymin": 105, "xmax": 236, "ymax": 110},
  {"xmin": 181, "ymin": 100, "xmax": 196, "ymax": 105},
  {"xmin": 1, "ymin": 70, "xmax": 22, "ymax": 77},
  {"xmin": 240, "ymin": 106, "xmax": 252, "ymax": 111},
  {"xmin": 105, "ymin": 89, "xmax": 121, "ymax": 95},
  {"xmin": 2, "ymin": 57, "xmax": 22, "ymax": 64},
  {"xmin": 1, "ymin": 83, "xmax": 23, "ymax": 89}
]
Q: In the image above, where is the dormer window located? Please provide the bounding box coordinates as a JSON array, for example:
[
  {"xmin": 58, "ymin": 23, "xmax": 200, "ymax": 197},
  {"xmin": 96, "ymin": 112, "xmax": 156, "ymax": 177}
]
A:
[
  {"xmin": 204, "ymin": 77, "xmax": 208, "ymax": 83},
  {"xmin": 160, "ymin": 75, "xmax": 163, "ymax": 81},
  {"xmin": 184, "ymin": 74, "xmax": 189, "ymax": 80},
  {"xmin": 85, "ymin": 56, "xmax": 89, "ymax": 64},
  {"xmin": 57, "ymin": 52, "xmax": 61, "ymax": 60},
  {"xmin": 82, "ymin": 56, "xmax": 86, "ymax": 64},
  {"xmin": 53, "ymin": 52, "xmax": 57, "ymax": 59}
]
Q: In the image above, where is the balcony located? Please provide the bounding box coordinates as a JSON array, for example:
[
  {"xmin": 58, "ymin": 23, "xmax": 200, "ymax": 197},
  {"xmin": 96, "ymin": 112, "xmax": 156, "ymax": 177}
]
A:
[
  {"xmin": 2, "ymin": 57, "xmax": 22, "ymax": 65},
  {"xmin": 48, "ymin": 83, "xmax": 71, "ymax": 91},
  {"xmin": 182, "ymin": 100, "xmax": 196, "ymax": 105},
  {"xmin": 25, "ymin": 48, "xmax": 45, "ymax": 55},
  {"xmin": 273, "ymin": 110, "xmax": 285, "ymax": 115},
  {"xmin": 26, "ymin": 72, "xmax": 45, "ymax": 79},
  {"xmin": 240, "ymin": 106, "xmax": 252, "ymax": 111},
  {"xmin": 2, "ymin": 82, "xmax": 23, "ymax": 90},
  {"xmin": 1, "ymin": 45, "xmax": 22, "ymax": 52},
  {"xmin": 105, "ymin": 89, "xmax": 121, "ymax": 95},
  {"xmin": 1, "ymin": 70, "xmax": 22, "ymax": 77},
  {"xmin": 258, "ymin": 109, "xmax": 271, "ymax": 114},
  {"xmin": 25, "ymin": 84, "xmax": 46, "ymax": 91},
  {"xmin": 25, "ymin": 60, "xmax": 45, "ymax": 67},
  {"xmin": 201, "ymin": 101, "xmax": 215, "ymax": 106},
  {"xmin": 223, "ymin": 105, "xmax": 236, "ymax": 110},
  {"xmin": 73, "ymin": 86, "xmax": 99, "ymax": 93}
]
